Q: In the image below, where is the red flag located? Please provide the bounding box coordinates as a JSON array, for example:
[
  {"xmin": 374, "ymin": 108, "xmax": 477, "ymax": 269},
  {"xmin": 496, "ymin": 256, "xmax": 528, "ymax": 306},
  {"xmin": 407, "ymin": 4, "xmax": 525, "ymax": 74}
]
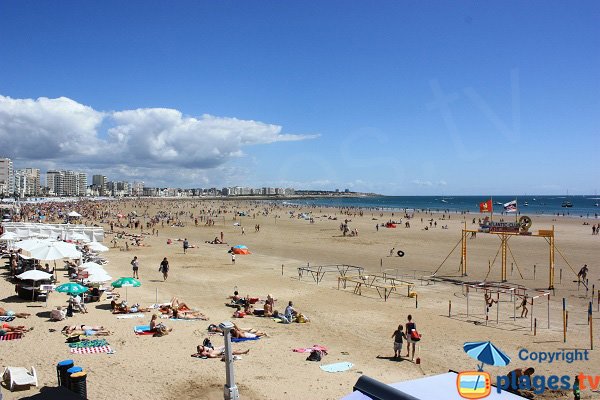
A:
[{"xmin": 479, "ymin": 199, "xmax": 493, "ymax": 213}]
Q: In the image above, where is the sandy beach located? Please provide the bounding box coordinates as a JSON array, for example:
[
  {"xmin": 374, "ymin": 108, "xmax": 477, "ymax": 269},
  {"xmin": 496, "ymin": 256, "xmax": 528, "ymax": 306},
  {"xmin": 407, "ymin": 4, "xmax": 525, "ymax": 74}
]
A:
[{"xmin": 1, "ymin": 199, "xmax": 599, "ymax": 399}]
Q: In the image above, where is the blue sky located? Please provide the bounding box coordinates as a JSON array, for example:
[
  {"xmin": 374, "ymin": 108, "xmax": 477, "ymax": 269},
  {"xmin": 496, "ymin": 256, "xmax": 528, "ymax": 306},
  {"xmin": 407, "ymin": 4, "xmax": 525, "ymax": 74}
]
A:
[{"xmin": 0, "ymin": 1, "xmax": 598, "ymax": 195}]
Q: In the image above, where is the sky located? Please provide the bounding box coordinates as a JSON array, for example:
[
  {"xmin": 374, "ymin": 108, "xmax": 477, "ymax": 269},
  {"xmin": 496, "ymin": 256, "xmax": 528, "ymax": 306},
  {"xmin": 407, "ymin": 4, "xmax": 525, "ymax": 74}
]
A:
[{"xmin": 0, "ymin": 1, "xmax": 598, "ymax": 195}]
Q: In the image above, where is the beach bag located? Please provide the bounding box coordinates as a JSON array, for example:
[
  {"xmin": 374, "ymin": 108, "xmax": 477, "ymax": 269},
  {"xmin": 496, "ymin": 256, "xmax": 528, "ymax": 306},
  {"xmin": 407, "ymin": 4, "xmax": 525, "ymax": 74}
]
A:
[
  {"xmin": 66, "ymin": 335, "xmax": 81, "ymax": 343},
  {"xmin": 306, "ymin": 350, "xmax": 322, "ymax": 362},
  {"xmin": 410, "ymin": 330, "xmax": 421, "ymax": 342}
]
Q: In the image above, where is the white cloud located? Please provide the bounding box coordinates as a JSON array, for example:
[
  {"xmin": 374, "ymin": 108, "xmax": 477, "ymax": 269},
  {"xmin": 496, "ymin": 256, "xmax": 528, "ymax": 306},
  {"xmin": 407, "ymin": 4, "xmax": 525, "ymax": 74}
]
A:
[
  {"xmin": 0, "ymin": 95, "xmax": 317, "ymax": 184},
  {"xmin": 412, "ymin": 179, "xmax": 433, "ymax": 187}
]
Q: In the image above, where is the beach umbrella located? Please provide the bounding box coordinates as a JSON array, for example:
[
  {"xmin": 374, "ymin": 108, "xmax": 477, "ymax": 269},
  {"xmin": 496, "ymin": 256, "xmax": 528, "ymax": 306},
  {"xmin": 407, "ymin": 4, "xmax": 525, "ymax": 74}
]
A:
[
  {"xmin": 67, "ymin": 211, "xmax": 82, "ymax": 218},
  {"xmin": 16, "ymin": 270, "xmax": 53, "ymax": 281},
  {"xmin": 463, "ymin": 341, "xmax": 511, "ymax": 371},
  {"xmin": 79, "ymin": 262, "xmax": 106, "ymax": 272},
  {"xmin": 15, "ymin": 238, "xmax": 53, "ymax": 252},
  {"xmin": 88, "ymin": 242, "xmax": 109, "ymax": 252},
  {"xmin": 28, "ymin": 242, "xmax": 81, "ymax": 261},
  {"xmin": 55, "ymin": 282, "xmax": 88, "ymax": 295},
  {"xmin": 0, "ymin": 232, "xmax": 19, "ymax": 240},
  {"xmin": 86, "ymin": 272, "xmax": 112, "ymax": 283},
  {"xmin": 231, "ymin": 245, "xmax": 250, "ymax": 255},
  {"xmin": 111, "ymin": 277, "xmax": 141, "ymax": 301},
  {"xmin": 0, "ymin": 232, "xmax": 19, "ymax": 250}
]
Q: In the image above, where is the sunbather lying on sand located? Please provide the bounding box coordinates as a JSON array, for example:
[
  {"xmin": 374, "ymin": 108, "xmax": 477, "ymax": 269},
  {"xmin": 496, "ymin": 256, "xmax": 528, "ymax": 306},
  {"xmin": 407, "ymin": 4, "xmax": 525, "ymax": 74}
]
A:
[
  {"xmin": 172, "ymin": 308, "xmax": 209, "ymax": 320},
  {"xmin": 192, "ymin": 345, "xmax": 250, "ymax": 358},
  {"xmin": 0, "ymin": 307, "xmax": 30, "ymax": 319},
  {"xmin": 232, "ymin": 325, "xmax": 268, "ymax": 338},
  {"xmin": 111, "ymin": 301, "xmax": 149, "ymax": 314},
  {"xmin": 1, "ymin": 323, "xmax": 31, "ymax": 334},
  {"xmin": 205, "ymin": 237, "xmax": 227, "ymax": 244},
  {"xmin": 207, "ymin": 323, "xmax": 268, "ymax": 337},
  {"xmin": 170, "ymin": 297, "xmax": 191, "ymax": 311},
  {"xmin": 62, "ymin": 325, "xmax": 110, "ymax": 336}
]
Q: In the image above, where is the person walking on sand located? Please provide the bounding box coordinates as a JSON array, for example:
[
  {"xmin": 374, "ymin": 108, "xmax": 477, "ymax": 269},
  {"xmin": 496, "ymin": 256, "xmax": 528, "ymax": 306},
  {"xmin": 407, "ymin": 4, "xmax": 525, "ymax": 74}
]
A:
[
  {"xmin": 220, "ymin": 231, "xmax": 224, "ymax": 242},
  {"xmin": 405, "ymin": 315, "xmax": 417, "ymax": 361},
  {"xmin": 183, "ymin": 238, "xmax": 189, "ymax": 254},
  {"xmin": 231, "ymin": 253, "xmax": 236, "ymax": 264},
  {"xmin": 391, "ymin": 324, "xmax": 406, "ymax": 359},
  {"xmin": 159, "ymin": 257, "xmax": 169, "ymax": 281},
  {"xmin": 131, "ymin": 256, "xmax": 140, "ymax": 279}
]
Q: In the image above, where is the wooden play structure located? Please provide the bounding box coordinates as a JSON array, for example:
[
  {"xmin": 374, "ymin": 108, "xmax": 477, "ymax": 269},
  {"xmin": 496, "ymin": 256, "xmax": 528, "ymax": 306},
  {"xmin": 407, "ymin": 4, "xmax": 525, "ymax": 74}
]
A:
[
  {"xmin": 337, "ymin": 273, "xmax": 415, "ymax": 301},
  {"xmin": 433, "ymin": 219, "xmax": 578, "ymax": 290},
  {"xmin": 297, "ymin": 264, "xmax": 364, "ymax": 284}
]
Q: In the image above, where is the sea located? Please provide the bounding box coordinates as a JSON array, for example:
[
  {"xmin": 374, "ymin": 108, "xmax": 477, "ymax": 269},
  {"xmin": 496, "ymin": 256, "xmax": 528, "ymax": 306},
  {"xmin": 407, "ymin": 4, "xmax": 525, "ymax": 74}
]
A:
[{"xmin": 281, "ymin": 195, "xmax": 600, "ymax": 218}]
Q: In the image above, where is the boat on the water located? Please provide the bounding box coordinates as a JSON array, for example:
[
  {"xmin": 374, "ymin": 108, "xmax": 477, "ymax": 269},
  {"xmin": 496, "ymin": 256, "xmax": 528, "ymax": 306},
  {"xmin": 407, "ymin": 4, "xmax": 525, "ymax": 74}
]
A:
[{"xmin": 561, "ymin": 201, "xmax": 573, "ymax": 208}]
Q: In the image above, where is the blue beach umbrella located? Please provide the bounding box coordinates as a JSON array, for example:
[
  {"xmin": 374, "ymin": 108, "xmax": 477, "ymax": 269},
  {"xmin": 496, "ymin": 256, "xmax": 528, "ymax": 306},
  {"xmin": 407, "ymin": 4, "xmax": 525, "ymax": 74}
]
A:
[{"xmin": 464, "ymin": 341, "xmax": 511, "ymax": 371}]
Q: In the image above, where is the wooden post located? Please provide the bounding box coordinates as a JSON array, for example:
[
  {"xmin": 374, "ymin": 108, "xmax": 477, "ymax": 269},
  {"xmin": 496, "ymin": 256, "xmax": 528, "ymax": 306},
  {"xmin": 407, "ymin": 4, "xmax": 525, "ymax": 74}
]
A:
[
  {"xmin": 534, "ymin": 318, "xmax": 537, "ymax": 336},
  {"xmin": 496, "ymin": 293, "xmax": 499, "ymax": 324},
  {"xmin": 563, "ymin": 298, "xmax": 566, "ymax": 343},
  {"xmin": 534, "ymin": 264, "xmax": 536, "ymax": 280},
  {"xmin": 380, "ymin": 258, "xmax": 382, "ymax": 273},
  {"xmin": 559, "ymin": 269, "xmax": 562, "ymax": 284},
  {"xmin": 547, "ymin": 294, "xmax": 550, "ymax": 329},
  {"xmin": 281, "ymin": 264, "xmax": 284, "ymax": 276},
  {"xmin": 530, "ymin": 297, "xmax": 534, "ymax": 331},
  {"xmin": 591, "ymin": 309, "xmax": 594, "ymax": 351},
  {"xmin": 511, "ymin": 262, "xmax": 514, "ymax": 276},
  {"xmin": 449, "ymin": 300, "xmax": 452, "ymax": 317},
  {"xmin": 415, "ymin": 293, "xmax": 418, "ymax": 309},
  {"xmin": 467, "ymin": 286, "xmax": 469, "ymax": 318}
]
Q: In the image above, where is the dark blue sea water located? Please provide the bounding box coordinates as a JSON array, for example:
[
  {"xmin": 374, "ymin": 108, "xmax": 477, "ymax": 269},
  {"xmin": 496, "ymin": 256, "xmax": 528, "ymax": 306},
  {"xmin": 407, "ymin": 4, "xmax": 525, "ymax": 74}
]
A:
[{"xmin": 282, "ymin": 196, "xmax": 600, "ymax": 218}]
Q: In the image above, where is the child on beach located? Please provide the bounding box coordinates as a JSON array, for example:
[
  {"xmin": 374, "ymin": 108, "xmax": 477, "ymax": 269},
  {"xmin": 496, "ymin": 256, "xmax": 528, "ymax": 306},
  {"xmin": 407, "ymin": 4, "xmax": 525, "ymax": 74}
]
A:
[
  {"xmin": 231, "ymin": 253, "xmax": 236, "ymax": 264},
  {"xmin": 391, "ymin": 324, "xmax": 406, "ymax": 359}
]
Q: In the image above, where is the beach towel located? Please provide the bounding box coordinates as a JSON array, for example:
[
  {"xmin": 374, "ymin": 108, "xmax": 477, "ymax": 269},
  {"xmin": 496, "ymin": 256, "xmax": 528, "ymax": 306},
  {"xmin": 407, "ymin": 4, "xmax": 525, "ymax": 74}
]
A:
[
  {"xmin": 0, "ymin": 316, "xmax": 16, "ymax": 322},
  {"xmin": 68, "ymin": 339, "xmax": 108, "ymax": 348},
  {"xmin": 170, "ymin": 318, "xmax": 205, "ymax": 321},
  {"xmin": 133, "ymin": 325, "xmax": 154, "ymax": 335},
  {"xmin": 117, "ymin": 314, "xmax": 145, "ymax": 319},
  {"xmin": 231, "ymin": 336, "xmax": 260, "ymax": 342},
  {"xmin": 293, "ymin": 345, "xmax": 328, "ymax": 354},
  {"xmin": 320, "ymin": 362, "xmax": 353, "ymax": 373},
  {"xmin": 0, "ymin": 333, "xmax": 23, "ymax": 341},
  {"xmin": 70, "ymin": 345, "xmax": 112, "ymax": 354}
]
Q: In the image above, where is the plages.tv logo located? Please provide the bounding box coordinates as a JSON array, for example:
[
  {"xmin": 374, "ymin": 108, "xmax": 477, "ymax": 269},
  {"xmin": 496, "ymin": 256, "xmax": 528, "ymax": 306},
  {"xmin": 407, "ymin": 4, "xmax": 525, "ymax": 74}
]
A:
[{"xmin": 457, "ymin": 341, "xmax": 511, "ymax": 399}]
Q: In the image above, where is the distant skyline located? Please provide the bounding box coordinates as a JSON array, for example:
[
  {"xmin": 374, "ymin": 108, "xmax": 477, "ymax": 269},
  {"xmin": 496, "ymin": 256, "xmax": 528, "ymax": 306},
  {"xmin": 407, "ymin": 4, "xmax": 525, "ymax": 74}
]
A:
[{"xmin": 0, "ymin": 1, "xmax": 599, "ymax": 195}]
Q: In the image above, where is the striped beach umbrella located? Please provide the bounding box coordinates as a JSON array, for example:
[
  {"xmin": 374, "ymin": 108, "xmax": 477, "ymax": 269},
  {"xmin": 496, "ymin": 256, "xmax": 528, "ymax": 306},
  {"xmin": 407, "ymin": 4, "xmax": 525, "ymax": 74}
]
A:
[{"xmin": 463, "ymin": 341, "xmax": 511, "ymax": 371}]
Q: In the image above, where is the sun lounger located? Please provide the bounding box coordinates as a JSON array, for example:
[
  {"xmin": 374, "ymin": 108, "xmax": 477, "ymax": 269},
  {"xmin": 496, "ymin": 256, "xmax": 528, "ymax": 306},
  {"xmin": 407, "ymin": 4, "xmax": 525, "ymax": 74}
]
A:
[{"xmin": 2, "ymin": 366, "xmax": 38, "ymax": 391}]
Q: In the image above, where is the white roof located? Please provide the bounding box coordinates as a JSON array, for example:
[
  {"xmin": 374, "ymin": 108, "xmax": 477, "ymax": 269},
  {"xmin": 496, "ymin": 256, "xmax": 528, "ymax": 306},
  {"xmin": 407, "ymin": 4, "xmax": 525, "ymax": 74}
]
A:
[{"xmin": 342, "ymin": 372, "xmax": 528, "ymax": 400}]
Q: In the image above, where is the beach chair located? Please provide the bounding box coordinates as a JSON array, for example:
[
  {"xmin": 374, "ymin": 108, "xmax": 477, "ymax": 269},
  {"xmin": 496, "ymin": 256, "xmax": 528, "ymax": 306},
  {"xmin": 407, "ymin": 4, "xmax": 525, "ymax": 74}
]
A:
[{"xmin": 2, "ymin": 366, "xmax": 38, "ymax": 391}]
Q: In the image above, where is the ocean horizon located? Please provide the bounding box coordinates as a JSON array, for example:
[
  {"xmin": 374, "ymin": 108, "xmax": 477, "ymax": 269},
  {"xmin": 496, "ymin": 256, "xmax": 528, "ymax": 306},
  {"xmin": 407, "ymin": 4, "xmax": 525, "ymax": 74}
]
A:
[{"xmin": 281, "ymin": 195, "xmax": 600, "ymax": 217}]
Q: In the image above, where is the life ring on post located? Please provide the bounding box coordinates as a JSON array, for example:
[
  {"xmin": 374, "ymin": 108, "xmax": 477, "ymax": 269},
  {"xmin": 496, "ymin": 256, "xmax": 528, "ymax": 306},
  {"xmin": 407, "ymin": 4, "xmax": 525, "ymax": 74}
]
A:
[{"xmin": 397, "ymin": 250, "xmax": 405, "ymax": 257}]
